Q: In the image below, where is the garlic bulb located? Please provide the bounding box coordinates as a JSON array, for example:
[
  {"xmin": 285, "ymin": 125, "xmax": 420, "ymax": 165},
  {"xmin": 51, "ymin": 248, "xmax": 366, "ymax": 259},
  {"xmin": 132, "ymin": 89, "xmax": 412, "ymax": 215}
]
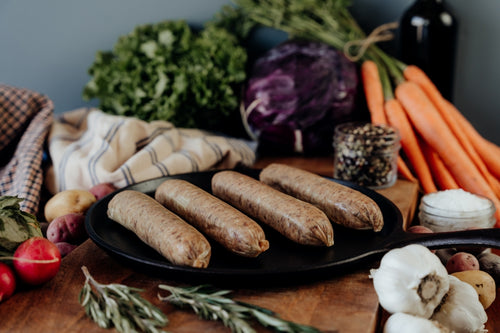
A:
[
  {"xmin": 384, "ymin": 312, "xmax": 451, "ymax": 333},
  {"xmin": 431, "ymin": 275, "xmax": 488, "ymax": 333},
  {"xmin": 370, "ymin": 244, "xmax": 449, "ymax": 318}
]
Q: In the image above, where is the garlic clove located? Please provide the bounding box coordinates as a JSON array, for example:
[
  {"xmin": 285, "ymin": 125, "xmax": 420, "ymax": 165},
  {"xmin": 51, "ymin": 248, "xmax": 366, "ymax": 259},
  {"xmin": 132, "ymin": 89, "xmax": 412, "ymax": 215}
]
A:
[
  {"xmin": 431, "ymin": 275, "xmax": 488, "ymax": 333},
  {"xmin": 384, "ymin": 312, "xmax": 451, "ymax": 333},
  {"xmin": 370, "ymin": 244, "xmax": 449, "ymax": 318}
]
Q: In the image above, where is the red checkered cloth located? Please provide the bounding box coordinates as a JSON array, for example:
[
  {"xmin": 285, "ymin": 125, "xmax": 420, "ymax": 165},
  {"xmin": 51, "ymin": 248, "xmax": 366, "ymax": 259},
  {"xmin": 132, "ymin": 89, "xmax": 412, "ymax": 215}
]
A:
[{"xmin": 0, "ymin": 84, "xmax": 54, "ymax": 215}]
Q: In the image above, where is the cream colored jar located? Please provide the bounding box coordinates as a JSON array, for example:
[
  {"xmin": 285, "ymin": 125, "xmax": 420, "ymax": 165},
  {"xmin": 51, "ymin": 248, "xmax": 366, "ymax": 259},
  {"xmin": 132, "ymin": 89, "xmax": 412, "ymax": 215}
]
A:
[{"xmin": 418, "ymin": 189, "xmax": 496, "ymax": 232}]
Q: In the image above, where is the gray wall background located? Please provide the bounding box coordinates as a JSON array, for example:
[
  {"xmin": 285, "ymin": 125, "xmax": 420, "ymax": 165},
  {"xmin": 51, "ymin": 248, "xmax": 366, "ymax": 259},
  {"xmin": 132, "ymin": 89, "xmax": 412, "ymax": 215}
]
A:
[{"xmin": 1, "ymin": 0, "xmax": 499, "ymax": 144}]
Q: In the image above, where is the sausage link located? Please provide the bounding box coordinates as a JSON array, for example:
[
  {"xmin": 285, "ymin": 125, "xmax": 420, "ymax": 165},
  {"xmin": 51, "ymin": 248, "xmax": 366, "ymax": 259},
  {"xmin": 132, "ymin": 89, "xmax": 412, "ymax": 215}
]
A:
[
  {"xmin": 155, "ymin": 179, "xmax": 269, "ymax": 257},
  {"xmin": 259, "ymin": 163, "xmax": 384, "ymax": 231},
  {"xmin": 107, "ymin": 190, "xmax": 211, "ymax": 268},
  {"xmin": 211, "ymin": 171, "xmax": 334, "ymax": 247}
]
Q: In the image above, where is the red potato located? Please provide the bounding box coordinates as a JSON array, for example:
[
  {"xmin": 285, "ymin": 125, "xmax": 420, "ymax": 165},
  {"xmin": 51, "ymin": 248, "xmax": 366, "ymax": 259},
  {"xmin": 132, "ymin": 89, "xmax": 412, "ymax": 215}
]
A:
[
  {"xmin": 13, "ymin": 237, "xmax": 61, "ymax": 286},
  {"xmin": 46, "ymin": 213, "xmax": 87, "ymax": 244},
  {"xmin": 89, "ymin": 182, "xmax": 117, "ymax": 200},
  {"xmin": 55, "ymin": 242, "xmax": 78, "ymax": 257},
  {"xmin": 446, "ymin": 251, "xmax": 480, "ymax": 274},
  {"xmin": 407, "ymin": 225, "xmax": 434, "ymax": 233},
  {"xmin": 435, "ymin": 248, "xmax": 457, "ymax": 266},
  {"xmin": 407, "ymin": 225, "xmax": 435, "ymax": 253},
  {"xmin": 0, "ymin": 262, "xmax": 16, "ymax": 303}
]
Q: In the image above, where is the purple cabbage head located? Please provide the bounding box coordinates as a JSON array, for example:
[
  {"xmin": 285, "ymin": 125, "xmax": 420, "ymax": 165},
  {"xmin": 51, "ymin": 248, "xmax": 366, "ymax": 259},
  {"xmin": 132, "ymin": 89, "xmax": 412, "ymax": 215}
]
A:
[{"xmin": 243, "ymin": 39, "xmax": 360, "ymax": 154}]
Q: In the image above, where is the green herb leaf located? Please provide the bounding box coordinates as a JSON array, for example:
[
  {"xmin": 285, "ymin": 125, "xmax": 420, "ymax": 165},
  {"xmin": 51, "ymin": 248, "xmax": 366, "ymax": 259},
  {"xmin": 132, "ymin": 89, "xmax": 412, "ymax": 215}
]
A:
[
  {"xmin": 0, "ymin": 196, "xmax": 42, "ymax": 256},
  {"xmin": 79, "ymin": 266, "xmax": 169, "ymax": 333},
  {"xmin": 82, "ymin": 12, "xmax": 249, "ymax": 137},
  {"xmin": 158, "ymin": 284, "xmax": 322, "ymax": 333}
]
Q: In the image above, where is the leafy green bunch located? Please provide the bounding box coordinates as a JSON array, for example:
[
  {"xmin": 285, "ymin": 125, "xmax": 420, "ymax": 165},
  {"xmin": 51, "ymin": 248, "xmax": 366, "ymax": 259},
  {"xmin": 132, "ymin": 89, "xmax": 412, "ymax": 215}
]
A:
[{"xmin": 83, "ymin": 8, "xmax": 251, "ymax": 135}]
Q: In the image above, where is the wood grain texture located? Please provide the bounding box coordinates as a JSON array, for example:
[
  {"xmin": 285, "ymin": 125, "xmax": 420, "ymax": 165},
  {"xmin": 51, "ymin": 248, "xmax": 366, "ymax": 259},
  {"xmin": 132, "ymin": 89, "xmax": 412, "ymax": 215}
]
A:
[{"xmin": 0, "ymin": 240, "xmax": 379, "ymax": 333}]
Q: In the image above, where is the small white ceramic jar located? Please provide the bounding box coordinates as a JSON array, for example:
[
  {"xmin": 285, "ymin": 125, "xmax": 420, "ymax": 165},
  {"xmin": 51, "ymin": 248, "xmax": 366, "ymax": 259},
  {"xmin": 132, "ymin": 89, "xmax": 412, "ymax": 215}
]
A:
[{"xmin": 418, "ymin": 189, "xmax": 496, "ymax": 232}]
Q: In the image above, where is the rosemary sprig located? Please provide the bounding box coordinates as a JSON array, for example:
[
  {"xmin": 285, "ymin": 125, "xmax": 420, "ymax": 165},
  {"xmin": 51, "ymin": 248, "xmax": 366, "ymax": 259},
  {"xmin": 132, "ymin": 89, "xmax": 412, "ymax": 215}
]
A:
[
  {"xmin": 79, "ymin": 266, "xmax": 168, "ymax": 333},
  {"xmin": 158, "ymin": 284, "xmax": 321, "ymax": 333}
]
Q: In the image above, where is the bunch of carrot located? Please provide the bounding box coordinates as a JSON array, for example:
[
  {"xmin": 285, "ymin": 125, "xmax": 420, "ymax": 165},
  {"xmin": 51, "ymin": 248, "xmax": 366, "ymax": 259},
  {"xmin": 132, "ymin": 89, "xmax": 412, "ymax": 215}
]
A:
[{"xmin": 361, "ymin": 57, "xmax": 500, "ymax": 226}]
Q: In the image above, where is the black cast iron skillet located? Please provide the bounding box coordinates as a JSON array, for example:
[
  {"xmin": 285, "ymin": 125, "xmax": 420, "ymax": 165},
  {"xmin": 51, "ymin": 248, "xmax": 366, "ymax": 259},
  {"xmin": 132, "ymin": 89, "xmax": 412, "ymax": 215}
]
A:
[{"xmin": 85, "ymin": 167, "xmax": 500, "ymax": 286}]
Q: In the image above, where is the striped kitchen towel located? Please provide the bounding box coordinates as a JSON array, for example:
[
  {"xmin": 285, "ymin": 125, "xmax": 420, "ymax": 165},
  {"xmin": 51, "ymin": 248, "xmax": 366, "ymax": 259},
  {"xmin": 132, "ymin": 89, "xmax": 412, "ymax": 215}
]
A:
[
  {"xmin": 44, "ymin": 108, "xmax": 256, "ymax": 194},
  {"xmin": 0, "ymin": 84, "xmax": 54, "ymax": 215}
]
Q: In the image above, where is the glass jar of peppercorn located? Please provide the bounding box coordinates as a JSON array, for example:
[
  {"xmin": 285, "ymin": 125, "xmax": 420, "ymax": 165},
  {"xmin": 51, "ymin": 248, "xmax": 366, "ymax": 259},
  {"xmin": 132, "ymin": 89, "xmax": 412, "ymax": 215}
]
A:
[{"xmin": 333, "ymin": 122, "xmax": 401, "ymax": 189}]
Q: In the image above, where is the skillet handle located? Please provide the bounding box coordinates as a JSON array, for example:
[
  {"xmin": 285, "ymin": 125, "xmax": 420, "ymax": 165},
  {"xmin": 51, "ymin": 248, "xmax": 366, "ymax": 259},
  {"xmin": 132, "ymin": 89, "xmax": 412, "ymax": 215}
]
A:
[{"xmin": 387, "ymin": 227, "xmax": 500, "ymax": 250}]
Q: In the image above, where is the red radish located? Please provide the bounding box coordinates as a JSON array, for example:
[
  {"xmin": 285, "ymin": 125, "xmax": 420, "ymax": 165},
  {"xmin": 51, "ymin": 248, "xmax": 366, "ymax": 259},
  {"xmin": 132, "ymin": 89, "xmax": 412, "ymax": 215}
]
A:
[
  {"xmin": 0, "ymin": 262, "xmax": 16, "ymax": 302},
  {"xmin": 13, "ymin": 237, "xmax": 61, "ymax": 285}
]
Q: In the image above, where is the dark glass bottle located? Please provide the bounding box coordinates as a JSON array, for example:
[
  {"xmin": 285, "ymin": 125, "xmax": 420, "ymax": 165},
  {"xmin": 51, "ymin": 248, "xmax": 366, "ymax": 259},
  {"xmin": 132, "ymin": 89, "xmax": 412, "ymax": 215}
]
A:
[{"xmin": 399, "ymin": 0, "xmax": 457, "ymax": 101}]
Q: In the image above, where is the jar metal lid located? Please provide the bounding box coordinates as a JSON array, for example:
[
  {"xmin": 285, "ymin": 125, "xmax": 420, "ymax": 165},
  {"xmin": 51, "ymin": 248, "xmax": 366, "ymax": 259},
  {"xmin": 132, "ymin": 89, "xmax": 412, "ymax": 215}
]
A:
[{"xmin": 333, "ymin": 122, "xmax": 400, "ymax": 149}]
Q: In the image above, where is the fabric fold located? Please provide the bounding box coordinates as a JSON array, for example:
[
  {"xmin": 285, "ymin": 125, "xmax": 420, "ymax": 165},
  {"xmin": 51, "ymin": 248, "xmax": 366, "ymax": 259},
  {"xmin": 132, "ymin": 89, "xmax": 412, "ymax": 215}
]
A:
[
  {"xmin": 45, "ymin": 108, "xmax": 256, "ymax": 194},
  {"xmin": 0, "ymin": 84, "xmax": 54, "ymax": 215}
]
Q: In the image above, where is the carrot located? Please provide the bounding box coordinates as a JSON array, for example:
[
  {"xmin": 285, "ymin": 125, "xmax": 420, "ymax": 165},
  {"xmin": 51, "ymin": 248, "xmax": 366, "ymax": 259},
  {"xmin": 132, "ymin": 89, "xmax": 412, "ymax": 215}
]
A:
[
  {"xmin": 397, "ymin": 156, "xmax": 418, "ymax": 183},
  {"xmin": 361, "ymin": 61, "xmax": 417, "ymax": 183},
  {"xmin": 404, "ymin": 65, "xmax": 500, "ymax": 192},
  {"xmin": 421, "ymin": 140, "xmax": 459, "ymax": 190},
  {"xmin": 395, "ymin": 80, "xmax": 500, "ymax": 223},
  {"xmin": 446, "ymin": 99, "xmax": 500, "ymax": 179},
  {"xmin": 442, "ymin": 102, "xmax": 500, "ymax": 197},
  {"xmin": 384, "ymin": 98, "xmax": 437, "ymax": 193},
  {"xmin": 361, "ymin": 60, "xmax": 387, "ymax": 124}
]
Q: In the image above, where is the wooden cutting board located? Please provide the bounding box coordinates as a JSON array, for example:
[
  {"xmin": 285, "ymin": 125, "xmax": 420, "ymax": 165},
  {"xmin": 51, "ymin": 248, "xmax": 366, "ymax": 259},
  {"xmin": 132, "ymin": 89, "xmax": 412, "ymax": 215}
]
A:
[{"xmin": 0, "ymin": 157, "xmax": 422, "ymax": 333}]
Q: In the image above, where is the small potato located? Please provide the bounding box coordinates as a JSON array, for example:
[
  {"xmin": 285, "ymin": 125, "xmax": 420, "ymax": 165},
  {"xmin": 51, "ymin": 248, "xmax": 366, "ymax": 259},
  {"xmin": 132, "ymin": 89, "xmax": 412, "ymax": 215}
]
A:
[
  {"xmin": 89, "ymin": 182, "xmax": 117, "ymax": 200},
  {"xmin": 55, "ymin": 242, "xmax": 78, "ymax": 257},
  {"xmin": 407, "ymin": 225, "xmax": 434, "ymax": 233},
  {"xmin": 446, "ymin": 252, "xmax": 480, "ymax": 274},
  {"xmin": 46, "ymin": 213, "xmax": 87, "ymax": 244},
  {"xmin": 435, "ymin": 248, "xmax": 456, "ymax": 266},
  {"xmin": 407, "ymin": 225, "xmax": 436, "ymax": 253},
  {"xmin": 44, "ymin": 189, "xmax": 96, "ymax": 222},
  {"xmin": 477, "ymin": 251, "xmax": 500, "ymax": 286},
  {"xmin": 452, "ymin": 270, "xmax": 496, "ymax": 309}
]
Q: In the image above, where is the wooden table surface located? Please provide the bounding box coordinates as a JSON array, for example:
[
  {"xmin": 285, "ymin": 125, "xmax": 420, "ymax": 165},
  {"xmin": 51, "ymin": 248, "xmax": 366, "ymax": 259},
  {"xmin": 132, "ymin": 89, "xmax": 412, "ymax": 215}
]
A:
[{"xmin": 1, "ymin": 156, "xmax": 499, "ymax": 332}]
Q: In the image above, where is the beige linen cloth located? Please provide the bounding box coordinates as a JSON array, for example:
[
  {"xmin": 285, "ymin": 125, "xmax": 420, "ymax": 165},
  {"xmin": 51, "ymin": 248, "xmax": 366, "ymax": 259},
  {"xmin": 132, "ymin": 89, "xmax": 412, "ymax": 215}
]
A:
[{"xmin": 45, "ymin": 108, "xmax": 256, "ymax": 194}]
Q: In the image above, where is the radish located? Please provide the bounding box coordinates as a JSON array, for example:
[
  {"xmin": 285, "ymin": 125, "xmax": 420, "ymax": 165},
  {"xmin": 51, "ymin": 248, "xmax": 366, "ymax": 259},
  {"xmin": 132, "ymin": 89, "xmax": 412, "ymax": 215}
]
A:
[
  {"xmin": 13, "ymin": 237, "xmax": 61, "ymax": 285},
  {"xmin": 0, "ymin": 262, "xmax": 16, "ymax": 302}
]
